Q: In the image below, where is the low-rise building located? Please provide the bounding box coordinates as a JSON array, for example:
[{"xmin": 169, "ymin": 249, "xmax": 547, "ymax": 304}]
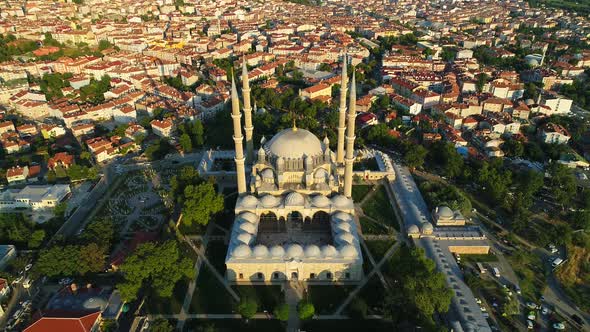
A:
[{"xmin": 0, "ymin": 185, "xmax": 71, "ymax": 211}]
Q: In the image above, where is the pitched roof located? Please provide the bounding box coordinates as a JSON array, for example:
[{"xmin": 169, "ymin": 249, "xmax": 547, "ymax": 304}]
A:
[{"xmin": 24, "ymin": 311, "xmax": 100, "ymax": 332}]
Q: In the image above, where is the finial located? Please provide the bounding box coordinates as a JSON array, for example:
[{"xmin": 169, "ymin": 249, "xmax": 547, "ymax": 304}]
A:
[{"xmin": 292, "ymin": 117, "xmax": 297, "ymax": 131}]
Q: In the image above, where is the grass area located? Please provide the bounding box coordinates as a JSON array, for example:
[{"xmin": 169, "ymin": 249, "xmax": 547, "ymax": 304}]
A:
[
  {"xmin": 233, "ymin": 285, "xmax": 284, "ymax": 311},
  {"xmin": 361, "ymin": 185, "xmax": 399, "ymax": 230},
  {"xmin": 365, "ymin": 239, "xmax": 395, "ymax": 259},
  {"xmin": 183, "ymin": 319, "xmax": 284, "ymax": 332},
  {"xmin": 352, "ymin": 275, "xmax": 387, "ymax": 316},
  {"xmin": 507, "ymin": 250, "xmax": 546, "ymax": 301},
  {"xmin": 556, "ymin": 245, "xmax": 590, "ymax": 311},
  {"xmin": 351, "ymin": 184, "xmax": 374, "ymax": 202},
  {"xmin": 144, "ymin": 278, "xmax": 188, "ymax": 314},
  {"xmin": 205, "ymin": 241, "xmax": 228, "ymax": 273},
  {"xmin": 359, "ymin": 216, "xmax": 390, "ymax": 235},
  {"xmin": 301, "ymin": 319, "xmax": 395, "ymax": 331},
  {"xmin": 54, "ymin": 165, "xmax": 68, "ymax": 179},
  {"xmin": 307, "ymin": 285, "xmax": 353, "ymax": 314},
  {"xmin": 189, "ymin": 265, "xmax": 236, "ymax": 314},
  {"xmin": 460, "ymin": 253, "xmax": 499, "ymax": 264}
]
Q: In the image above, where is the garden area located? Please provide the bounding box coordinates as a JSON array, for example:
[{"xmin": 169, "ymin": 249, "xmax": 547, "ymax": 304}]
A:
[
  {"xmin": 351, "ymin": 184, "xmax": 374, "ymax": 202},
  {"xmin": 144, "ymin": 278, "xmax": 189, "ymax": 315},
  {"xmin": 183, "ymin": 319, "xmax": 283, "ymax": 332},
  {"xmin": 307, "ymin": 285, "xmax": 353, "ymax": 314},
  {"xmin": 360, "ymin": 185, "xmax": 399, "ymax": 231},
  {"xmin": 365, "ymin": 239, "xmax": 396, "ymax": 259},
  {"xmin": 506, "ymin": 250, "xmax": 546, "ymax": 301}
]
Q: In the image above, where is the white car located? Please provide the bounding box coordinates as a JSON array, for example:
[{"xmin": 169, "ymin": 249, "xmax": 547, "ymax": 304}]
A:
[
  {"xmin": 552, "ymin": 322, "xmax": 565, "ymax": 330},
  {"xmin": 526, "ymin": 302, "xmax": 538, "ymax": 309},
  {"xmin": 527, "ymin": 320, "xmax": 534, "ymax": 330},
  {"xmin": 527, "ymin": 311, "xmax": 536, "ymax": 321}
]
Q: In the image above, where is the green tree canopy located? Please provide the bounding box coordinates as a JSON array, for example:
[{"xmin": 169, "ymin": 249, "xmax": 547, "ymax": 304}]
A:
[
  {"xmin": 181, "ymin": 181, "xmax": 224, "ymax": 226},
  {"xmin": 28, "ymin": 230, "xmax": 46, "ymax": 249},
  {"xmin": 297, "ymin": 300, "xmax": 315, "ymax": 320},
  {"xmin": 273, "ymin": 303, "xmax": 290, "ymax": 321},
  {"xmin": 238, "ymin": 297, "xmax": 258, "ymax": 319}
]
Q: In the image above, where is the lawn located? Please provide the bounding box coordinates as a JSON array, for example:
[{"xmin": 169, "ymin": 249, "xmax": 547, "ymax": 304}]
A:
[
  {"xmin": 144, "ymin": 278, "xmax": 188, "ymax": 314},
  {"xmin": 351, "ymin": 275, "xmax": 388, "ymax": 316},
  {"xmin": 189, "ymin": 265, "xmax": 236, "ymax": 314},
  {"xmin": 205, "ymin": 241, "xmax": 228, "ymax": 273},
  {"xmin": 365, "ymin": 239, "xmax": 396, "ymax": 259},
  {"xmin": 301, "ymin": 319, "xmax": 395, "ymax": 331},
  {"xmin": 233, "ymin": 285, "xmax": 284, "ymax": 311},
  {"xmin": 183, "ymin": 319, "xmax": 283, "ymax": 332},
  {"xmin": 460, "ymin": 253, "xmax": 499, "ymax": 264},
  {"xmin": 307, "ymin": 285, "xmax": 353, "ymax": 314},
  {"xmin": 359, "ymin": 216, "xmax": 390, "ymax": 235},
  {"xmin": 351, "ymin": 184, "xmax": 374, "ymax": 202},
  {"xmin": 361, "ymin": 185, "xmax": 399, "ymax": 230}
]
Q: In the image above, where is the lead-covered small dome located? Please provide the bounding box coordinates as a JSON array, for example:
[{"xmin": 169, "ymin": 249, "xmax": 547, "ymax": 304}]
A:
[
  {"xmin": 239, "ymin": 195, "xmax": 259, "ymax": 208},
  {"xmin": 284, "ymin": 192, "xmax": 305, "ymax": 206},
  {"xmin": 311, "ymin": 194, "xmax": 330, "ymax": 208},
  {"xmin": 331, "ymin": 195, "xmax": 352, "ymax": 208},
  {"xmin": 270, "ymin": 245, "xmax": 285, "ymax": 258},
  {"xmin": 340, "ymin": 244, "xmax": 358, "ymax": 258},
  {"xmin": 437, "ymin": 206, "xmax": 453, "ymax": 219},
  {"xmin": 286, "ymin": 244, "xmax": 304, "ymax": 259},
  {"xmin": 336, "ymin": 232, "xmax": 355, "ymax": 245},
  {"xmin": 304, "ymin": 245, "xmax": 321, "ymax": 258},
  {"xmin": 236, "ymin": 232, "xmax": 254, "ymax": 245},
  {"xmin": 407, "ymin": 224, "xmax": 420, "ymax": 235},
  {"xmin": 421, "ymin": 222, "xmax": 434, "ymax": 235},
  {"xmin": 321, "ymin": 245, "xmax": 338, "ymax": 258},
  {"xmin": 238, "ymin": 212, "xmax": 259, "ymax": 224},
  {"xmin": 260, "ymin": 194, "xmax": 280, "ymax": 208},
  {"xmin": 232, "ymin": 244, "xmax": 251, "ymax": 258},
  {"xmin": 252, "ymin": 245, "xmax": 269, "ymax": 258},
  {"xmin": 239, "ymin": 222, "xmax": 257, "ymax": 234},
  {"xmin": 332, "ymin": 211, "xmax": 352, "ymax": 223},
  {"xmin": 335, "ymin": 222, "xmax": 352, "ymax": 233}
]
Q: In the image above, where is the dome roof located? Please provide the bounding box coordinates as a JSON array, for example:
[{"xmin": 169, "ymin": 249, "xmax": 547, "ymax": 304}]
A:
[
  {"xmin": 311, "ymin": 194, "xmax": 330, "ymax": 208},
  {"xmin": 252, "ymin": 245, "xmax": 269, "ymax": 258},
  {"xmin": 332, "ymin": 211, "xmax": 352, "ymax": 223},
  {"xmin": 321, "ymin": 245, "xmax": 338, "ymax": 258},
  {"xmin": 437, "ymin": 206, "xmax": 453, "ymax": 219},
  {"xmin": 260, "ymin": 194, "xmax": 280, "ymax": 208},
  {"xmin": 236, "ymin": 232, "xmax": 254, "ymax": 245},
  {"xmin": 82, "ymin": 297, "xmax": 107, "ymax": 310},
  {"xmin": 238, "ymin": 212, "xmax": 259, "ymax": 224},
  {"xmin": 335, "ymin": 222, "xmax": 352, "ymax": 233},
  {"xmin": 331, "ymin": 195, "xmax": 352, "ymax": 208},
  {"xmin": 265, "ymin": 128, "xmax": 324, "ymax": 159},
  {"xmin": 240, "ymin": 195, "xmax": 259, "ymax": 208},
  {"xmin": 304, "ymin": 245, "xmax": 321, "ymax": 258},
  {"xmin": 421, "ymin": 222, "xmax": 434, "ymax": 234},
  {"xmin": 314, "ymin": 168, "xmax": 328, "ymax": 179},
  {"xmin": 261, "ymin": 168, "xmax": 274, "ymax": 179},
  {"xmin": 340, "ymin": 245, "xmax": 358, "ymax": 258},
  {"xmin": 239, "ymin": 222, "xmax": 257, "ymax": 234},
  {"xmin": 336, "ymin": 232, "xmax": 355, "ymax": 245},
  {"xmin": 286, "ymin": 244, "xmax": 304, "ymax": 259},
  {"xmin": 232, "ymin": 244, "xmax": 252, "ymax": 258},
  {"xmin": 284, "ymin": 192, "xmax": 305, "ymax": 206},
  {"xmin": 270, "ymin": 245, "xmax": 285, "ymax": 258},
  {"xmin": 407, "ymin": 224, "xmax": 420, "ymax": 234}
]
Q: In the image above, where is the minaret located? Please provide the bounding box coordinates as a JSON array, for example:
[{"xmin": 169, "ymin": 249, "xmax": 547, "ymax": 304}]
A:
[
  {"xmin": 343, "ymin": 69, "xmax": 357, "ymax": 198},
  {"xmin": 242, "ymin": 58, "xmax": 254, "ymax": 163},
  {"xmin": 336, "ymin": 54, "xmax": 348, "ymax": 164},
  {"xmin": 231, "ymin": 76, "xmax": 247, "ymax": 194}
]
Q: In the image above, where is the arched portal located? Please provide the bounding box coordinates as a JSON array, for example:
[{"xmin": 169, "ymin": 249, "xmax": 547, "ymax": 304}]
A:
[
  {"xmin": 288, "ymin": 211, "xmax": 303, "ymax": 230},
  {"xmin": 304, "ymin": 211, "xmax": 331, "ymax": 232},
  {"xmin": 259, "ymin": 212, "xmax": 284, "ymax": 232}
]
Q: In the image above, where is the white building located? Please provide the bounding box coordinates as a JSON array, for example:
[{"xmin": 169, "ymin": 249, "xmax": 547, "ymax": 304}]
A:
[{"xmin": 0, "ymin": 185, "xmax": 71, "ymax": 211}]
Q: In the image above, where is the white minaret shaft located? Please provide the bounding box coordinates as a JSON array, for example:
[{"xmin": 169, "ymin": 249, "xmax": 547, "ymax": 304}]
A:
[
  {"xmin": 242, "ymin": 58, "xmax": 254, "ymax": 164},
  {"xmin": 231, "ymin": 76, "xmax": 247, "ymax": 194},
  {"xmin": 343, "ymin": 69, "xmax": 357, "ymax": 198},
  {"xmin": 336, "ymin": 54, "xmax": 348, "ymax": 164}
]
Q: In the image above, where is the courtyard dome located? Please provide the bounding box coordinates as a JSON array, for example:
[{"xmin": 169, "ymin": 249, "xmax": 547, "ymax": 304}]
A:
[
  {"xmin": 331, "ymin": 195, "xmax": 352, "ymax": 208},
  {"xmin": 437, "ymin": 206, "xmax": 453, "ymax": 219},
  {"xmin": 286, "ymin": 244, "xmax": 304, "ymax": 259},
  {"xmin": 304, "ymin": 245, "xmax": 321, "ymax": 258},
  {"xmin": 407, "ymin": 224, "xmax": 420, "ymax": 235},
  {"xmin": 260, "ymin": 194, "xmax": 280, "ymax": 208},
  {"xmin": 332, "ymin": 211, "xmax": 352, "ymax": 223},
  {"xmin": 265, "ymin": 127, "xmax": 324, "ymax": 159},
  {"xmin": 270, "ymin": 245, "xmax": 285, "ymax": 258},
  {"xmin": 335, "ymin": 222, "xmax": 352, "ymax": 233},
  {"xmin": 239, "ymin": 222, "xmax": 257, "ymax": 234},
  {"xmin": 238, "ymin": 212, "xmax": 259, "ymax": 224},
  {"xmin": 284, "ymin": 192, "xmax": 305, "ymax": 206},
  {"xmin": 232, "ymin": 244, "xmax": 252, "ymax": 258},
  {"xmin": 340, "ymin": 245, "xmax": 358, "ymax": 258},
  {"xmin": 421, "ymin": 222, "xmax": 434, "ymax": 235},
  {"xmin": 240, "ymin": 195, "xmax": 259, "ymax": 208},
  {"xmin": 311, "ymin": 194, "xmax": 330, "ymax": 208},
  {"xmin": 336, "ymin": 232, "xmax": 355, "ymax": 245},
  {"xmin": 236, "ymin": 232, "xmax": 254, "ymax": 245},
  {"xmin": 82, "ymin": 297, "xmax": 107, "ymax": 311},
  {"xmin": 321, "ymin": 245, "xmax": 338, "ymax": 258},
  {"xmin": 252, "ymin": 245, "xmax": 269, "ymax": 258}
]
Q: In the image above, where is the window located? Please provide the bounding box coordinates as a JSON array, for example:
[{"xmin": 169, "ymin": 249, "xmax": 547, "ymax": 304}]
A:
[
  {"xmin": 273, "ymin": 273, "xmax": 279, "ymax": 279},
  {"xmin": 239, "ymin": 273, "xmax": 243, "ymax": 279},
  {"xmin": 310, "ymin": 273, "xmax": 316, "ymax": 279},
  {"xmin": 257, "ymin": 273, "xmax": 263, "ymax": 279},
  {"xmin": 326, "ymin": 272, "xmax": 332, "ymax": 280},
  {"xmin": 345, "ymin": 272, "xmax": 350, "ymax": 279}
]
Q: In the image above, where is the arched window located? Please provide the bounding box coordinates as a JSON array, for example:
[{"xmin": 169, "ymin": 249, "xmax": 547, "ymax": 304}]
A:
[
  {"xmin": 288, "ymin": 211, "xmax": 303, "ymax": 224},
  {"xmin": 257, "ymin": 272, "xmax": 264, "ymax": 280},
  {"xmin": 304, "ymin": 211, "xmax": 331, "ymax": 232},
  {"xmin": 326, "ymin": 272, "xmax": 332, "ymax": 280},
  {"xmin": 310, "ymin": 273, "xmax": 316, "ymax": 279},
  {"xmin": 239, "ymin": 273, "xmax": 244, "ymax": 279},
  {"xmin": 259, "ymin": 212, "xmax": 283, "ymax": 232}
]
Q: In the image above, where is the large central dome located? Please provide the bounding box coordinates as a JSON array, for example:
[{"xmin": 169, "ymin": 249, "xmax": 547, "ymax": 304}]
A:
[{"xmin": 265, "ymin": 127, "xmax": 323, "ymax": 159}]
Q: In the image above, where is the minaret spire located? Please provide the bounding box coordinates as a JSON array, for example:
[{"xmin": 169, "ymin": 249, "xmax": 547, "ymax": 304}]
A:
[
  {"xmin": 343, "ymin": 69, "xmax": 357, "ymax": 198},
  {"xmin": 231, "ymin": 75, "xmax": 247, "ymax": 194},
  {"xmin": 242, "ymin": 58, "xmax": 254, "ymax": 163},
  {"xmin": 336, "ymin": 53, "xmax": 348, "ymax": 164}
]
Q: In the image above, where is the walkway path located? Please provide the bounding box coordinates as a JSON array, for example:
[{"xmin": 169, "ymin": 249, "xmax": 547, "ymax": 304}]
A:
[
  {"xmin": 358, "ymin": 237, "xmax": 391, "ymax": 292},
  {"xmin": 285, "ymin": 281, "xmax": 303, "ymax": 332},
  {"xmin": 334, "ymin": 240, "xmax": 401, "ymax": 315}
]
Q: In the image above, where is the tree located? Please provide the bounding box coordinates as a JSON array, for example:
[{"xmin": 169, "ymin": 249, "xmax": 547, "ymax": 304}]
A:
[
  {"xmin": 429, "ymin": 141, "xmax": 464, "ymax": 178},
  {"xmin": 181, "ymin": 181, "xmax": 224, "ymax": 226},
  {"xmin": 503, "ymin": 296, "xmax": 520, "ymax": 316},
  {"xmin": 28, "ymin": 230, "xmax": 45, "ymax": 249},
  {"xmin": 297, "ymin": 300, "xmax": 315, "ymax": 320},
  {"xmin": 273, "ymin": 303, "xmax": 290, "ymax": 321},
  {"xmin": 547, "ymin": 163, "xmax": 577, "ymax": 209},
  {"xmin": 82, "ymin": 217, "xmax": 115, "ymax": 250},
  {"xmin": 149, "ymin": 319, "xmax": 174, "ymax": 332},
  {"xmin": 349, "ymin": 298, "xmax": 368, "ymax": 319},
  {"xmin": 118, "ymin": 241, "xmax": 193, "ymax": 302},
  {"xmin": 475, "ymin": 73, "xmax": 489, "ymax": 93},
  {"xmin": 179, "ymin": 133, "xmax": 192, "ymax": 152},
  {"xmin": 238, "ymin": 297, "xmax": 258, "ymax": 319},
  {"xmin": 404, "ymin": 144, "xmax": 428, "ymax": 169}
]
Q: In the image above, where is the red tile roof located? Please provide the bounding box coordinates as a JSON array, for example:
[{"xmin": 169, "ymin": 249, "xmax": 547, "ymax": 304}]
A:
[{"xmin": 24, "ymin": 311, "xmax": 100, "ymax": 332}]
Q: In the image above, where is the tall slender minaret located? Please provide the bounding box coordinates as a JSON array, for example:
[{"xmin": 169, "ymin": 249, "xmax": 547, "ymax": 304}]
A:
[
  {"xmin": 231, "ymin": 76, "xmax": 247, "ymax": 194},
  {"xmin": 343, "ymin": 69, "xmax": 357, "ymax": 198},
  {"xmin": 241, "ymin": 58, "xmax": 254, "ymax": 163},
  {"xmin": 336, "ymin": 54, "xmax": 348, "ymax": 164}
]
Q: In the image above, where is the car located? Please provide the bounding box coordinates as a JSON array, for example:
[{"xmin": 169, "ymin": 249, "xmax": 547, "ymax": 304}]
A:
[
  {"xmin": 552, "ymin": 322, "xmax": 565, "ymax": 330},
  {"xmin": 475, "ymin": 298, "xmax": 482, "ymax": 304},
  {"xmin": 571, "ymin": 314, "xmax": 585, "ymax": 325},
  {"xmin": 527, "ymin": 311, "xmax": 536, "ymax": 320},
  {"xmin": 526, "ymin": 302, "xmax": 538, "ymax": 309},
  {"xmin": 24, "ymin": 263, "xmax": 32, "ymax": 271},
  {"xmin": 514, "ymin": 285, "xmax": 521, "ymax": 295},
  {"xmin": 480, "ymin": 306, "xmax": 487, "ymax": 312},
  {"xmin": 527, "ymin": 320, "xmax": 534, "ymax": 329}
]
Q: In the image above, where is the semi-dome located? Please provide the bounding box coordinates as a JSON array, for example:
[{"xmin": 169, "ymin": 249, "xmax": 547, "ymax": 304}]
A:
[
  {"xmin": 238, "ymin": 212, "xmax": 259, "ymax": 224},
  {"xmin": 331, "ymin": 195, "xmax": 352, "ymax": 208},
  {"xmin": 232, "ymin": 244, "xmax": 252, "ymax": 258},
  {"xmin": 270, "ymin": 245, "xmax": 285, "ymax": 258},
  {"xmin": 265, "ymin": 127, "xmax": 324, "ymax": 159},
  {"xmin": 239, "ymin": 222, "xmax": 257, "ymax": 234},
  {"xmin": 240, "ymin": 195, "xmax": 259, "ymax": 208},
  {"xmin": 340, "ymin": 244, "xmax": 358, "ymax": 258},
  {"xmin": 311, "ymin": 194, "xmax": 330, "ymax": 208},
  {"xmin": 304, "ymin": 245, "xmax": 321, "ymax": 258},
  {"xmin": 260, "ymin": 194, "xmax": 280, "ymax": 208},
  {"xmin": 284, "ymin": 192, "xmax": 305, "ymax": 206},
  {"xmin": 236, "ymin": 232, "xmax": 254, "ymax": 245},
  {"xmin": 336, "ymin": 232, "xmax": 355, "ymax": 245},
  {"xmin": 437, "ymin": 206, "xmax": 453, "ymax": 219},
  {"xmin": 82, "ymin": 297, "xmax": 107, "ymax": 310},
  {"xmin": 252, "ymin": 245, "xmax": 269, "ymax": 258},
  {"xmin": 321, "ymin": 245, "xmax": 338, "ymax": 258},
  {"xmin": 407, "ymin": 224, "xmax": 420, "ymax": 234},
  {"xmin": 286, "ymin": 244, "xmax": 304, "ymax": 259}
]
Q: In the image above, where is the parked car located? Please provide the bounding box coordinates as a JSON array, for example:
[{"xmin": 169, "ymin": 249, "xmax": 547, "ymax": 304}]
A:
[
  {"xmin": 552, "ymin": 322, "xmax": 565, "ymax": 330},
  {"xmin": 526, "ymin": 302, "xmax": 538, "ymax": 310},
  {"xmin": 527, "ymin": 320, "xmax": 534, "ymax": 330},
  {"xmin": 552, "ymin": 257, "xmax": 564, "ymax": 268}
]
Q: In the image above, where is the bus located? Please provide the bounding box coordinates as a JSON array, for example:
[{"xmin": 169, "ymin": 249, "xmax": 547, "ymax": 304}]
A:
[{"xmin": 477, "ymin": 262, "xmax": 487, "ymax": 274}]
